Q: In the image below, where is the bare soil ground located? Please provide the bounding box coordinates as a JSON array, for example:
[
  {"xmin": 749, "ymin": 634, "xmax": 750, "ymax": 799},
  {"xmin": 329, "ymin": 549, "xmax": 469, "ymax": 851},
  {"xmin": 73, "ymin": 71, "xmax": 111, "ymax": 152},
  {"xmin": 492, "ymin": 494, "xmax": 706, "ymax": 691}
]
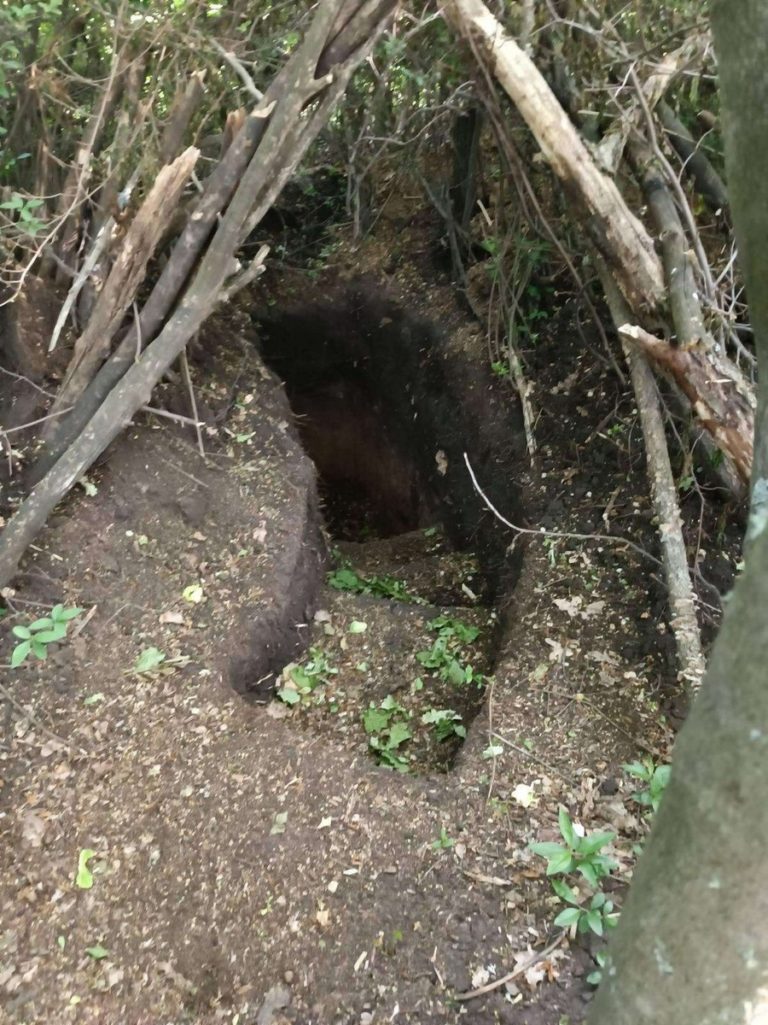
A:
[{"xmin": 0, "ymin": 217, "xmax": 740, "ymax": 1024}]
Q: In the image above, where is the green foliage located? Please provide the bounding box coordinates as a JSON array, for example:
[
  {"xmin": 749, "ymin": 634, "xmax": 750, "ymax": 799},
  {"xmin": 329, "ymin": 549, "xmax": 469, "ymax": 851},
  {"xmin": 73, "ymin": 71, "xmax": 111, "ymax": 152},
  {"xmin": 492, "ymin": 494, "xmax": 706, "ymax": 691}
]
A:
[
  {"xmin": 327, "ymin": 565, "xmax": 422, "ymax": 604},
  {"xmin": 529, "ymin": 807, "xmax": 617, "ymax": 887},
  {"xmin": 0, "ymin": 192, "xmax": 47, "ymax": 236},
  {"xmin": 363, "ymin": 695, "xmax": 412, "ymax": 771},
  {"xmin": 586, "ymin": 950, "xmax": 609, "ymax": 986},
  {"xmin": 420, "ymin": 708, "xmax": 466, "ymax": 741},
  {"xmin": 133, "ymin": 647, "xmax": 167, "ymax": 675},
  {"xmin": 530, "ymin": 809, "xmax": 619, "ymax": 938},
  {"xmin": 623, "ymin": 758, "xmax": 672, "ymax": 814},
  {"xmin": 10, "ymin": 604, "xmax": 82, "ymax": 667},
  {"xmin": 76, "ymin": 848, "xmax": 96, "ymax": 889},
  {"xmin": 277, "ymin": 646, "xmax": 337, "ymax": 704},
  {"xmin": 416, "ymin": 616, "xmax": 483, "ymax": 688},
  {"xmin": 552, "ymin": 880, "xmax": 618, "ymax": 937},
  {"xmin": 432, "ymin": 826, "xmax": 455, "ymax": 851}
]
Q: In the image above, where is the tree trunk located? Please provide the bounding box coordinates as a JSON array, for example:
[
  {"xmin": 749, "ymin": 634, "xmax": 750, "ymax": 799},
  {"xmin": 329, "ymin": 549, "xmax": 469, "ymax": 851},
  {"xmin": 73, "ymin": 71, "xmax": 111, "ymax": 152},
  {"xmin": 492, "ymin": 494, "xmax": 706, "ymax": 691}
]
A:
[{"xmin": 588, "ymin": 3, "xmax": 768, "ymax": 1022}]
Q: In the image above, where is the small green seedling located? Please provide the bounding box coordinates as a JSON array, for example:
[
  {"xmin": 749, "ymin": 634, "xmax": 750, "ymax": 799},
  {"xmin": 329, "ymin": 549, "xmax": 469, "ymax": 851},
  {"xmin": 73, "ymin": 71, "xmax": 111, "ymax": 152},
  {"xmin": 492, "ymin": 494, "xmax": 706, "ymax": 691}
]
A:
[
  {"xmin": 551, "ymin": 880, "xmax": 618, "ymax": 937},
  {"xmin": 529, "ymin": 808, "xmax": 617, "ymax": 887},
  {"xmin": 421, "ymin": 708, "xmax": 466, "ymax": 741},
  {"xmin": 586, "ymin": 950, "xmax": 609, "ymax": 985},
  {"xmin": 76, "ymin": 849, "xmax": 96, "ymax": 889},
  {"xmin": 10, "ymin": 604, "xmax": 83, "ymax": 667},
  {"xmin": 432, "ymin": 826, "xmax": 455, "ymax": 851},
  {"xmin": 623, "ymin": 758, "xmax": 671, "ymax": 814},
  {"xmin": 416, "ymin": 616, "xmax": 483, "ymax": 688}
]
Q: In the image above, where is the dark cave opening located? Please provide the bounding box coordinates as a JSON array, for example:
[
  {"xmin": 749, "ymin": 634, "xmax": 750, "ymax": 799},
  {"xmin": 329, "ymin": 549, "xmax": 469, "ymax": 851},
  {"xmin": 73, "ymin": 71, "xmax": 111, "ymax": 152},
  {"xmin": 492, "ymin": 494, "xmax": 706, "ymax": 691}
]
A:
[{"xmin": 253, "ymin": 279, "xmax": 527, "ymax": 601}]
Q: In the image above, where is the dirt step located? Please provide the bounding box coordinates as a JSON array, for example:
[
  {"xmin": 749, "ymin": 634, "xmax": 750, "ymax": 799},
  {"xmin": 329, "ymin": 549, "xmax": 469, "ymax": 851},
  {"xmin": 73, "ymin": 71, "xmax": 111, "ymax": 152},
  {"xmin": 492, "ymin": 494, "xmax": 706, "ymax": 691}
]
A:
[
  {"xmin": 334, "ymin": 526, "xmax": 483, "ymax": 607},
  {"xmin": 273, "ymin": 588, "xmax": 496, "ymax": 773}
]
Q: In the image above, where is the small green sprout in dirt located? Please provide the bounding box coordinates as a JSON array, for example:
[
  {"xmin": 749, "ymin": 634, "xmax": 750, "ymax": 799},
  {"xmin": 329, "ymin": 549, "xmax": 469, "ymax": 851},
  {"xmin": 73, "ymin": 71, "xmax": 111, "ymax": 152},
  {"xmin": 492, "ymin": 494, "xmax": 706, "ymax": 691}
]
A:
[
  {"xmin": 76, "ymin": 849, "xmax": 97, "ymax": 889},
  {"xmin": 491, "ymin": 360, "xmax": 510, "ymax": 378},
  {"xmin": 623, "ymin": 757, "xmax": 671, "ymax": 814},
  {"xmin": 278, "ymin": 646, "xmax": 338, "ymax": 705},
  {"xmin": 10, "ymin": 604, "xmax": 83, "ymax": 667},
  {"xmin": 363, "ymin": 696, "xmax": 412, "ymax": 772},
  {"xmin": 85, "ymin": 944, "xmax": 110, "ymax": 961},
  {"xmin": 132, "ymin": 647, "xmax": 167, "ymax": 675},
  {"xmin": 327, "ymin": 565, "xmax": 423, "ymax": 604},
  {"xmin": 551, "ymin": 880, "xmax": 618, "ymax": 937},
  {"xmin": 529, "ymin": 808, "xmax": 617, "ymax": 887},
  {"xmin": 432, "ymin": 826, "xmax": 455, "ymax": 851},
  {"xmin": 586, "ymin": 950, "xmax": 610, "ymax": 986},
  {"xmin": 530, "ymin": 809, "xmax": 619, "ymax": 939},
  {"xmin": 421, "ymin": 708, "xmax": 466, "ymax": 742}
]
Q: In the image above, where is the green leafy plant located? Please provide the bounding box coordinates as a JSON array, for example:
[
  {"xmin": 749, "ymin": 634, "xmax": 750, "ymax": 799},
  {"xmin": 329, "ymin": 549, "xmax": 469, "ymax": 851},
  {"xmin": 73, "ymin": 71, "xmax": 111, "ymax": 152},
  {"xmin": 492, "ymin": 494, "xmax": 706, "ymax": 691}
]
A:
[
  {"xmin": 623, "ymin": 758, "xmax": 671, "ymax": 814},
  {"xmin": 10, "ymin": 604, "xmax": 83, "ymax": 667},
  {"xmin": 421, "ymin": 708, "xmax": 466, "ymax": 741},
  {"xmin": 530, "ymin": 809, "xmax": 619, "ymax": 938},
  {"xmin": 432, "ymin": 826, "xmax": 455, "ymax": 851},
  {"xmin": 529, "ymin": 808, "xmax": 617, "ymax": 887},
  {"xmin": 278, "ymin": 646, "xmax": 337, "ymax": 704},
  {"xmin": 328, "ymin": 565, "xmax": 422, "ymax": 603},
  {"xmin": 550, "ymin": 880, "xmax": 618, "ymax": 937},
  {"xmin": 0, "ymin": 192, "xmax": 47, "ymax": 235},
  {"xmin": 416, "ymin": 616, "xmax": 483, "ymax": 687},
  {"xmin": 363, "ymin": 695, "xmax": 412, "ymax": 771}
]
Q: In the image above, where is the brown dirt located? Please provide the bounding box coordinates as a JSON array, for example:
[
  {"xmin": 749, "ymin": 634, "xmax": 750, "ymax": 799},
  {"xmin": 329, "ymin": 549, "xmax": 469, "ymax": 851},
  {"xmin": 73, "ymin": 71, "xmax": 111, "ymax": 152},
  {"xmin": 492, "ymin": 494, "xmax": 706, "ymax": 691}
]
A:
[{"xmin": 0, "ymin": 214, "xmax": 739, "ymax": 1025}]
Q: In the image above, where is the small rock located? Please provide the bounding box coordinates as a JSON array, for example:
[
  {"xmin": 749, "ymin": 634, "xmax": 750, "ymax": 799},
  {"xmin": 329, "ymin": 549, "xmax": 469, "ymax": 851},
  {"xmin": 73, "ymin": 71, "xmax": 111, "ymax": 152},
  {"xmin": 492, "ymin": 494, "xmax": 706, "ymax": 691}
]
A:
[{"xmin": 284, "ymin": 970, "xmax": 294, "ymax": 984}]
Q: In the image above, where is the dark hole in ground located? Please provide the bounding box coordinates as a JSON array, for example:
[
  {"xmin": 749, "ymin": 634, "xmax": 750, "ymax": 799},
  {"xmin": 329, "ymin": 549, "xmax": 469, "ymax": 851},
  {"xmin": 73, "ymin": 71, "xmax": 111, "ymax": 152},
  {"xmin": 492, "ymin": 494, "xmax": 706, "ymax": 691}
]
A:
[
  {"xmin": 252, "ymin": 280, "xmax": 528, "ymax": 770},
  {"xmin": 286, "ymin": 377, "xmax": 434, "ymax": 541}
]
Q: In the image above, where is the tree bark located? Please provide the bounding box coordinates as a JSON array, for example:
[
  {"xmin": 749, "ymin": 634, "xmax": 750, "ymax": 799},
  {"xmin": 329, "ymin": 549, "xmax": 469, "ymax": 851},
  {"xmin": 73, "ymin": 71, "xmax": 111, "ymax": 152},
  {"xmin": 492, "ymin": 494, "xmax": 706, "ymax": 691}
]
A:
[
  {"xmin": 658, "ymin": 100, "xmax": 729, "ymax": 217},
  {"xmin": 599, "ymin": 266, "xmax": 705, "ymax": 692},
  {"xmin": 47, "ymin": 147, "xmax": 200, "ymax": 418},
  {"xmin": 588, "ymin": 3, "xmax": 768, "ymax": 1022}
]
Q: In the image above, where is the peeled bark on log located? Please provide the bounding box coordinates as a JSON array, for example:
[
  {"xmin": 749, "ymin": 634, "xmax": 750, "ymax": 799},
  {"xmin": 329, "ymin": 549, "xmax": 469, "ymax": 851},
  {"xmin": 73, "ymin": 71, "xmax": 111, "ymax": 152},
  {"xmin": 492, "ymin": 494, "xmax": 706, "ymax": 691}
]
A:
[
  {"xmin": 47, "ymin": 147, "xmax": 200, "ymax": 422},
  {"xmin": 445, "ymin": 0, "xmax": 665, "ymax": 314},
  {"xmin": 620, "ymin": 324, "xmax": 754, "ymax": 486},
  {"xmin": 600, "ymin": 267, "xmax": 705, "ymax": 692}
]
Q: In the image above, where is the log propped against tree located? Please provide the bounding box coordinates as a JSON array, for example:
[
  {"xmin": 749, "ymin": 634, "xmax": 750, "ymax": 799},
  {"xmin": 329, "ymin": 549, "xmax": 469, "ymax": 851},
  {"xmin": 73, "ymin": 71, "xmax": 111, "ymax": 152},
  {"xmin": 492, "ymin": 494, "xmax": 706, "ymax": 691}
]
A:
[{"xmin": 0, "ymin": 0, "xmax": 397, "ymax": 589}]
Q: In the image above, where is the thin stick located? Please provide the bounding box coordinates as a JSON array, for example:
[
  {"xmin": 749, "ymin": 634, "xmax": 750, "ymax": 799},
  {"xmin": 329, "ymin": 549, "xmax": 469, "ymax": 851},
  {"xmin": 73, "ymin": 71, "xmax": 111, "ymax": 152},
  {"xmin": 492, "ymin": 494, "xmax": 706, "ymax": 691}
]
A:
[
  {"xmin": 455, "ymin": 932, "xmax": 567, "ymax": 1000},
  {"xmin": 211, "ymin": 39, "xmax": 264, "ymax": 102},
  {"xmin": 463, "ymin": 453, "xmax": 662, "ymax": 567},
  {"xmin": 3, "ymin": 407, "xmax": 74, "ymax": 435},
  {"xmin": 491, "ymin": 731, "xmax": 575, "ymax": 784},
  {"xmin": 180, "ymin": 350, "xmax": 205, "ymax": 456},
  {"xmin": 142, "ymin": 405, "xmax": 204, "ymax": 427}
]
